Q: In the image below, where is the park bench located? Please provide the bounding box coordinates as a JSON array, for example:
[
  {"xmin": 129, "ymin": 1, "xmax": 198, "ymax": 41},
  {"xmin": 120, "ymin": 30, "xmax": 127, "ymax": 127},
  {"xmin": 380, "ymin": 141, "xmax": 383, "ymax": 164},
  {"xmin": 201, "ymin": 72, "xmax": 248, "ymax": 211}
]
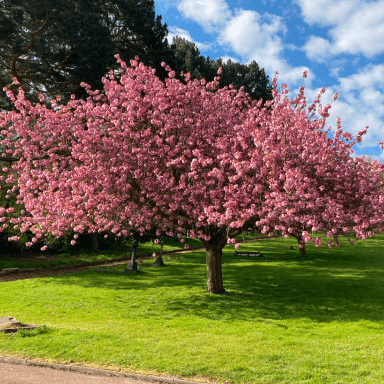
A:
[{"xmin": 234, "ymin": 250, "xmax": 263, "ymax": 257}]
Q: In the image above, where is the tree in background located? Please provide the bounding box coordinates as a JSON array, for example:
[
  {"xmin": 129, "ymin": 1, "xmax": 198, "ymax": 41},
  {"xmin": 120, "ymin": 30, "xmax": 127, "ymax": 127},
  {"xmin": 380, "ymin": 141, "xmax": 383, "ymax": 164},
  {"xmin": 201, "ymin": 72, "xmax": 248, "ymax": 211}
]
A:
[
  {"xmin": 164, "ymin": 36, "xmax": 274, "ymax": 110},
  {"xmin": 0, "ymin": 0, "xmax": 172, "ymax": 112},
  {"xmin": 1, "ymin": 2, "xmax": 273, "ymax": 112}
]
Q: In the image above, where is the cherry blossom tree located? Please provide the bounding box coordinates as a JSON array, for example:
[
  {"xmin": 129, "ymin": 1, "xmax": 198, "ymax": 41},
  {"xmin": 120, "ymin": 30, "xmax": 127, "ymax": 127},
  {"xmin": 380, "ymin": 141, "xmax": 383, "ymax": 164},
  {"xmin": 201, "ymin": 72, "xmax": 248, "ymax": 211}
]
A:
[
  {"xmin": 1, "ymin": 55, "xmax": 384, "ymax": 293},
  {"xmin": 236, "ymin": 83, "xmax": 384, "ymax": 255}
]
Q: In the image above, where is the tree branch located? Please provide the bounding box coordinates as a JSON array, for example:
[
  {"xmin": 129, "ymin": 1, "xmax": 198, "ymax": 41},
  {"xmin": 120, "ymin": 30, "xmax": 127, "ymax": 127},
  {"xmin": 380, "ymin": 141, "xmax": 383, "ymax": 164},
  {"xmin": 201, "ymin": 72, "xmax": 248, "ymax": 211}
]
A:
[
  {"xmin": 11, "ymin": 9, "xmax": 50, "ymax": 82},
  {"xmin": 46, "ymin": 40, "xmax": 82, "ymax": 72}
]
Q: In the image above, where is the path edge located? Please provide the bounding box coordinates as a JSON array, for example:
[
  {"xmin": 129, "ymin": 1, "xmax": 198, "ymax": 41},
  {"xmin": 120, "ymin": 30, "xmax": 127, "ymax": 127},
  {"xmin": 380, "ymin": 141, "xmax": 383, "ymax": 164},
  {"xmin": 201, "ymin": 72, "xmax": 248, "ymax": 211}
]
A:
[{"xmin": 0, "ymin": 356, "xmax": 211, "ymax": 384}]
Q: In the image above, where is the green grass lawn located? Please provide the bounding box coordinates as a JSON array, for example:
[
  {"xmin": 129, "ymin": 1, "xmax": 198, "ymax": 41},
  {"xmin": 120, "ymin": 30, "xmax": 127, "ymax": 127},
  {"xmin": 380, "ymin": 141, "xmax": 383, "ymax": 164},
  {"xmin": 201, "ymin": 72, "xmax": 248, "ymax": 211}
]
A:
[
  {"xmin": 1, "ymin": 234, "xmax": 384, "ymax": 383},
  {"xmin": 0, "ymin": 235, "xmax": 205, "ymax": 270},
  {"xmin": 0, "ymin": 232, "xmax": 267, "ymax": 271}
]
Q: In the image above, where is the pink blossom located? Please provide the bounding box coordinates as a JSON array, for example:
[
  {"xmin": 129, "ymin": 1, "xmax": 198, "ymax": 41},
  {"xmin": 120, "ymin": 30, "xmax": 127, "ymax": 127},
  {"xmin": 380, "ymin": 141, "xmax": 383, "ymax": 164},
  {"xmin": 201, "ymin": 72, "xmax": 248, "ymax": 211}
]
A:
[{"xmin": 0, "ymin": 53, "xmax": 383, "ymax": 293}]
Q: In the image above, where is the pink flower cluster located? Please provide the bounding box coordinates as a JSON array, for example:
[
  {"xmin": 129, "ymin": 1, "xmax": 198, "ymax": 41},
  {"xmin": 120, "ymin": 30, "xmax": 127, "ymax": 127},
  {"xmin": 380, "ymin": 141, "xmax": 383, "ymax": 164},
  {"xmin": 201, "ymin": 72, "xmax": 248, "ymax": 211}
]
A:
[{"xmin": 0, "ymin": 57, "xmax": 383, "ymax": 251}]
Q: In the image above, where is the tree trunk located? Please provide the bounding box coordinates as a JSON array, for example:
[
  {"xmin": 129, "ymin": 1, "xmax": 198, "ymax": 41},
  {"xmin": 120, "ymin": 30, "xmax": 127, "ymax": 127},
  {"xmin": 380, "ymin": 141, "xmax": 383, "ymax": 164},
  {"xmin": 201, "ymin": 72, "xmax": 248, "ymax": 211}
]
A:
[
  {"xmin": 89, "ymin": 232, "xmax": 99, "ymax": 250},
  {"xmin": 299, "ymin": 243, "xmax": 307, "ymax": 256},
  {"xmin": 200, "ymin": 231, "xmax": 228, "ymax": 294},
  {"xmin": 115, "ymin": 235, "xmax": 127, "ymax": 246},
  {"xmin": 292, "ymin": 234, "xmax": 307, "ymax": 256},
  {"xmin": 205, "ymin": 246, "xmax": 225, "ymax": 294},
  {"xmin": 333, "ymin": 233, "xmax": 339, "ymax": 245}
]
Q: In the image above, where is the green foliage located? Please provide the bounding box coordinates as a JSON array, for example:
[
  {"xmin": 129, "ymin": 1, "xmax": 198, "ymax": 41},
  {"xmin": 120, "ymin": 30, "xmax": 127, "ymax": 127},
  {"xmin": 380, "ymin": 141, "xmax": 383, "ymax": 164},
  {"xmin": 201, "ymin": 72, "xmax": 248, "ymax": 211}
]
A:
[
  {"xmin": 165, "ymin": 36, "xmax": 274, "ymax": 110},
  {"xmin": 1, "ymin": 1, "xmax": 273, "ymax": 112},
  {"xmin": 0, "ymin": 0, "xmax": 170, "ymax": 112}
]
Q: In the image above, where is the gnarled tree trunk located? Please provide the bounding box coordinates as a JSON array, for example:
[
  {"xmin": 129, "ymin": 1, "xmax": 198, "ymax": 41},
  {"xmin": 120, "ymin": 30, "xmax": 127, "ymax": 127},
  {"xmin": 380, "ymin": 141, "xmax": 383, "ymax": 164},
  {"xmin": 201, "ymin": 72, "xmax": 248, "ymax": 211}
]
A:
[{"xmin": 200, "ymin": 230, "xmax": 228, "ymax": 294}]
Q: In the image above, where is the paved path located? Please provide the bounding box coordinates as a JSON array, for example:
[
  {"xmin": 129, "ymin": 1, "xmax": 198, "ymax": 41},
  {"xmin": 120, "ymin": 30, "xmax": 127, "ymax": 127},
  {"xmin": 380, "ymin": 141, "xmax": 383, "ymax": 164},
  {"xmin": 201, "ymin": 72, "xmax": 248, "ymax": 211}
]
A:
[{"xmin": 0, "ymin": 357, "xmax": 205, "ymax": 384}]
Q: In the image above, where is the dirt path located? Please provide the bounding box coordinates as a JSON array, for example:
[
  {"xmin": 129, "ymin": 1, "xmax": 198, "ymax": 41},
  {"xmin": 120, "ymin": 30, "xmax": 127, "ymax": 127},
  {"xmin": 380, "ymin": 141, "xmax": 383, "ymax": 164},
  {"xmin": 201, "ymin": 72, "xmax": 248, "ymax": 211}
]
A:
[
  {"xmin": 0, "ymin": 237, "xmax": 272, "ymax": 283},
  {"xmin": 0, "ymin": 247, "xmax": 203, "ymax": 282}
]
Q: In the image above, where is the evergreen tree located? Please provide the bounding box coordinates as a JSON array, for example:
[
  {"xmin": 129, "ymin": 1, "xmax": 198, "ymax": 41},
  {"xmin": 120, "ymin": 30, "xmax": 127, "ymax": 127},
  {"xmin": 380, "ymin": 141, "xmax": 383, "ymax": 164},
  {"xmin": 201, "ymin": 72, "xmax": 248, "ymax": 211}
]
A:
[
  {"xmin": 163, "ymin": 36, "xmax": 274, "ymax": 109},
  {"xmin": 0, "ymin": 0, "xmax": 171, "ymax": 112}
]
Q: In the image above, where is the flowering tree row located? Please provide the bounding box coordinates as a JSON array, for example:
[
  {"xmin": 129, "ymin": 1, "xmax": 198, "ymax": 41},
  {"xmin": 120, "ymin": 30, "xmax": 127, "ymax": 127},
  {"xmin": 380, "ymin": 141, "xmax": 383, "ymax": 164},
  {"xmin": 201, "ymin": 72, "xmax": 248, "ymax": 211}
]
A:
[{"xmin": 1, "ymin": 55, "xmax": 383, "ymax": 293}]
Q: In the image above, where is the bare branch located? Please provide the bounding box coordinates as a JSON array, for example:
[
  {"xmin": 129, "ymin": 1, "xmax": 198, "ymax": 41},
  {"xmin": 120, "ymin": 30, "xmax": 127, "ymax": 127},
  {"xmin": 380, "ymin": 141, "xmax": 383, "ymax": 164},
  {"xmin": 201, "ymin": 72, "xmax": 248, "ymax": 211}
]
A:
[
  {"xmin": 46, "ymin": 40, "xmax": 82, "ymax": 72},
  {"xmin": 11, "ymin": 9, "xmax": 50, "ymax": 82}
]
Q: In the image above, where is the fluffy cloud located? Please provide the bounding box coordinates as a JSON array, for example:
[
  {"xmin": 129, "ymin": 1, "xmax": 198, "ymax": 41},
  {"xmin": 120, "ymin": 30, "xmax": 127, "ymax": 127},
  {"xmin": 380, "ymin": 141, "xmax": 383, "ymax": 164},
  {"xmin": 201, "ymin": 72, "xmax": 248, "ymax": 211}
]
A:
[
  {"xmin": 301, "ymin": 36, "xmax": 336, "ymax": 63},
  {"xmin": 177, "ymin": 0, "xmax": 232, "ymax": 32},
  {"xmin": 296, "ymin": 0, "xmax": 384, "ymax": 59},
  {"xmin": 164, "ymin": 27, "xmax": 213, "ymax": 52}
]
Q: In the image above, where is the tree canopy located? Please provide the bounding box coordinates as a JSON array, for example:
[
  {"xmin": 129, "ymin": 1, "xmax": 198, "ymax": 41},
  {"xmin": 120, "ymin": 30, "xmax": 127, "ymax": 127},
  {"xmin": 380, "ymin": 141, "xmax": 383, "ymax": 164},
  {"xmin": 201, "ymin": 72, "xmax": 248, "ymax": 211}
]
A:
[
  {"xmin": 1, "ymin": 1, "xmax": 273, "ymax": 114},
  {"xmin": 1, "ymin": 56, "xmax": 383, "ymax": 293},
  {"xmin": 0, "ymin": 0, "xmax": 171, "ymax": 111},
  {"xmin": 165, "ymin": 36, "xmax": 274, "ymax": 110}
]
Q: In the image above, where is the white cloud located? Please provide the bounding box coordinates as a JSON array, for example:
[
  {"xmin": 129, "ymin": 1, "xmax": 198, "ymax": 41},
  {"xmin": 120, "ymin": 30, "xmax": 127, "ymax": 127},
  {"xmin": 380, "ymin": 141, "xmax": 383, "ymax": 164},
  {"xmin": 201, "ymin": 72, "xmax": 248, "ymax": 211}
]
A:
[
  {"xmin": 293, "ymin": 0, "xmax": 359, "ymax": 26},
  {"xmin": 164, "ymin": 27, "xmax": 214, "ymax": 52},
  {"xmin": 163, "ymin": 2, "xmax": 311, "ymax": 88},
  {"xmin": 177, "ymin": 0, "xmax": 232, "ymax": 32},
  {"xmin": 218, "ymin": 10, "xmax": 265, "ymax": 55},
  {"xmin": 338, "ymin": 63, "xmax": 384, "ymax": 92},
  {"xmin": 215, "ymin": 9, "xmax": 311, "ymax": 87},
  {"xmin": 296, "ymin": 0, "xmax": 384, "ymax": 59},
  {"xmin": 301, "ymin": 36, "xmax": 336, "ymax": 63}
]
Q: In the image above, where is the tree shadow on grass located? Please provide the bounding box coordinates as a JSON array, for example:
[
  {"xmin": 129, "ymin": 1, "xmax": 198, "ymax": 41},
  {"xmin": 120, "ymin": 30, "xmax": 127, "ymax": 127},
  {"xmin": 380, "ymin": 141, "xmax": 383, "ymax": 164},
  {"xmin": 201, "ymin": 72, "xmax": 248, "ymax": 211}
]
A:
[{"xmin": 35, "ymin": 236, "xmax": 384, "ymax": 325}]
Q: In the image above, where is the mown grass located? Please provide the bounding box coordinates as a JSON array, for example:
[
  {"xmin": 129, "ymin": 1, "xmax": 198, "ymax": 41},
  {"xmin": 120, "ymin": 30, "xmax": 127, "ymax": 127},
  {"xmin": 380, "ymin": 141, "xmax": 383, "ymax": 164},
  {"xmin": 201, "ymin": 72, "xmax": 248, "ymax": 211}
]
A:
[
  {"xmin": 0, "ymin": 232, "xmax": 267, "ymax": 271},
  {"xmin": 1, "ymin": 234, "xmax": 384, "ymax": 383}
]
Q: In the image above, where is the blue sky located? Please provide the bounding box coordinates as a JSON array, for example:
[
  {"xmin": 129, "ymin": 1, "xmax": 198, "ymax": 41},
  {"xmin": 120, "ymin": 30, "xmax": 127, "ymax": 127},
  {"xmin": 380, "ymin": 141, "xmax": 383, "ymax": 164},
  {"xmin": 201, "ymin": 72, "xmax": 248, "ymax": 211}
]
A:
[{"xmin": 153, "ymin": 0, "xmax": 384, "ymax": 160}]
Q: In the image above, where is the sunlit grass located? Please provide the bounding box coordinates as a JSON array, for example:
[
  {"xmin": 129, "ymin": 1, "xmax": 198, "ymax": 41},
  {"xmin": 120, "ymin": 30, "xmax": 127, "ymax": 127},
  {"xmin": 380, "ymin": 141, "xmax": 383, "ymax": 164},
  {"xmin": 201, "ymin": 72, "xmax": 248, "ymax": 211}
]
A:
[
  {"xmin": 1, "ymin": 234, "xmax": 384, "ymax": 383},
  {"xmin": 0, "ymin": 236, "xmax": 204, "ymax": 270}
]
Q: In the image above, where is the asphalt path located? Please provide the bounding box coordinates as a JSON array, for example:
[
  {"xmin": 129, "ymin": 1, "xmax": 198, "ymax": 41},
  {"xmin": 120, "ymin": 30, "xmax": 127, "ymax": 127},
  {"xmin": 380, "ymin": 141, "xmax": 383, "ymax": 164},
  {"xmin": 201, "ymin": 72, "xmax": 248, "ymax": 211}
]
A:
[{"xmin": 0, "ymin": 358, "xmax": 205, "ymax": 384}]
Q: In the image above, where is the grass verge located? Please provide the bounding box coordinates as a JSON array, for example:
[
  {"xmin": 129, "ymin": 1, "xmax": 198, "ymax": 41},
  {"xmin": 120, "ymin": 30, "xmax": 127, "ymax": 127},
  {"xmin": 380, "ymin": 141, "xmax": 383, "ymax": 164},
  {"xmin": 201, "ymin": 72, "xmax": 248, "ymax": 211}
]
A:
[
  {"xmin": 0, "ymin": 236, "xmax": 205, "ymax": 270},
  {"xmin": 1, "ymin": 234, "xmax": 384, "ymax": 383}
]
